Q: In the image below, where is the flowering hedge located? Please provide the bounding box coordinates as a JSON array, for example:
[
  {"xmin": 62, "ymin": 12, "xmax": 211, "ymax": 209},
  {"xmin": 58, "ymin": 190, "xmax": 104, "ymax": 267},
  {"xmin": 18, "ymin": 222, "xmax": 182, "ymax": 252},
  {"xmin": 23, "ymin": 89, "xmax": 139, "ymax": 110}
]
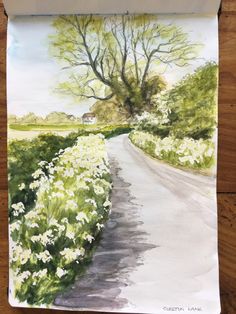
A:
[
  {"xmin": 8, "ymin": 125, "xmax": 131, "ymax": 222},
  {"xmin": 129, "ymin": 131, "xmax": 215, "ymax": 170},
  {"xmin": 9, "ymin": 134, "xmax": 112, "ymax": 305}
]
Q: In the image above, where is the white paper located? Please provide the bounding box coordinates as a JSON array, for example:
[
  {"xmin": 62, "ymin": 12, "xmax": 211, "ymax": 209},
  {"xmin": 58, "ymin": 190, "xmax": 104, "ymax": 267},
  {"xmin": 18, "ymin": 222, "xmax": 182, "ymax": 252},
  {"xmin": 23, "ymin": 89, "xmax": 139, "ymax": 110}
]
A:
[
  {"xmin": 7, "ymin": 12, "xmax": 220, "ymax": 313},
  {"xmin": 3, "ymin": 0, "xmax": 221, "ymax": 16}
]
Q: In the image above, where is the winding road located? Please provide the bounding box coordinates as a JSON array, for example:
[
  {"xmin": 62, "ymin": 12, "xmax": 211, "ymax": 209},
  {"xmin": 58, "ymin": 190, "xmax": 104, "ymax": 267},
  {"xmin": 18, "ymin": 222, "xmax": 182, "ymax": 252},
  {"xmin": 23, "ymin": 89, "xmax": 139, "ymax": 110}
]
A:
[{"xmin": 54, "ymin": 134, "xmax": 220, "ymax": 314}]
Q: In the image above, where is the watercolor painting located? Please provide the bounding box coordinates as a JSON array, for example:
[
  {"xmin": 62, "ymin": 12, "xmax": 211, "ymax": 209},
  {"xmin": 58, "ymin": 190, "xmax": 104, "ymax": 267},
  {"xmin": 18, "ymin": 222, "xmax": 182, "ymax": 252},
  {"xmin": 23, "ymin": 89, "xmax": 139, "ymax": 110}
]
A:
[{"xmin": 8, "ymin": 14, "xmax": 220, "ymax": 313}]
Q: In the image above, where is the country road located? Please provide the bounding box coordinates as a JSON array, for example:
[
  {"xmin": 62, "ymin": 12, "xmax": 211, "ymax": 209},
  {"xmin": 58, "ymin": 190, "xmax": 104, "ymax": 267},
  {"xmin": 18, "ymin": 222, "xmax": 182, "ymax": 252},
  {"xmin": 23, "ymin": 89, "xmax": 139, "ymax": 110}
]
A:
[{"xmin": 54, "ymin": 134, "xmax": 220, "ymax": 314}]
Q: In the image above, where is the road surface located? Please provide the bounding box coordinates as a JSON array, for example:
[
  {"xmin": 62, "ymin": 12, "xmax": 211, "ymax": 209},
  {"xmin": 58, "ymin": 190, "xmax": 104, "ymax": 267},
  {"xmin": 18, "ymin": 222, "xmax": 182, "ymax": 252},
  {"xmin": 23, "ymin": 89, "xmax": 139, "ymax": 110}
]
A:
[{"xmin": 54, "ymin": 134, "xmax": 220, "ymax": 314}]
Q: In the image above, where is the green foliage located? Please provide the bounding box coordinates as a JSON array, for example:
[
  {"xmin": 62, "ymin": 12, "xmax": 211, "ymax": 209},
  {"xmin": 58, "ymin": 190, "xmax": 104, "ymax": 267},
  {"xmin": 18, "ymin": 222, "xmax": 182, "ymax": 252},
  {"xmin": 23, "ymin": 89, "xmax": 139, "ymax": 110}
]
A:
[
  {"xmin": 8, "ymin": 125, "xmax": 132, "ymax": 221},
  {"xmin": 10, "ymin": 135, "xmax": 112, "ymax": 305},
  {"xmin": 135, "ymin": 63, "xmax": 218, "ymax": 141},
  {"xmin": 91, "ymin": 98, "xmax": 129, "ymax": 124},
  {"xmin": 49, "ymin": 15, "xmax": 201, "ymax": 117},
  {"xmin": 166, "ymin": 62, "xmax": 218, "ymax": 139},
  {"xmin": 129, "ymin": 131, "xmax": 215, "ymax": 171},
  {"xmin": 8, "ymin": 134, "xmax": 74, "ymax": 222}
]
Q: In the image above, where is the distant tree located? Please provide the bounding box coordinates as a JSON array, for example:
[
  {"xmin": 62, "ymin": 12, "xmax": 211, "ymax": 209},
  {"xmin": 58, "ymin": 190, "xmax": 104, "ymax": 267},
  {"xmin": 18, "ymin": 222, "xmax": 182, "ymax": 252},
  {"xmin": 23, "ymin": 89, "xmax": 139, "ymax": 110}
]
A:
[
  {"xmin": 45, "ymin": 112, "xmax": 76, "ymax": 123},
  {"xmin": 50, "ymin": 15, "xmax": 201, "ymax": 117},
  {"xmin": 20, "ymin": 112, "xmax": 40, "ymax": 124},
  {"xmin": 8, "ymin": 114, "xmax": 18, "ymax": 124}
]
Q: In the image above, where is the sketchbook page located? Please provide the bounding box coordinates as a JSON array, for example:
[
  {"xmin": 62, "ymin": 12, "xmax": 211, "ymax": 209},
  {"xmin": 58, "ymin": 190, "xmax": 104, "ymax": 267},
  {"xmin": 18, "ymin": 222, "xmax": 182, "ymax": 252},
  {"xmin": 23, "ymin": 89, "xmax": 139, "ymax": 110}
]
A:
[
  {"xmin": 3, "ymin": 0, "xmax": 221, "ymax": 15},
  {"xmin": 7, "ymin": 14, "xmax": 220, "ymax": 314}
]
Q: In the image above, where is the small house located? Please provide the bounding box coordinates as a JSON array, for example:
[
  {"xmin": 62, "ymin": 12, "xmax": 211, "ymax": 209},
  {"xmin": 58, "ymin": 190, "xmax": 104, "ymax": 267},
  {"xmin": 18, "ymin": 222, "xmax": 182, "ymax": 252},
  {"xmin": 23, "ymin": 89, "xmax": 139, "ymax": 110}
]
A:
[{"xmin": 82, "ymin": 112, "xmax": 96, "ymax": 124}]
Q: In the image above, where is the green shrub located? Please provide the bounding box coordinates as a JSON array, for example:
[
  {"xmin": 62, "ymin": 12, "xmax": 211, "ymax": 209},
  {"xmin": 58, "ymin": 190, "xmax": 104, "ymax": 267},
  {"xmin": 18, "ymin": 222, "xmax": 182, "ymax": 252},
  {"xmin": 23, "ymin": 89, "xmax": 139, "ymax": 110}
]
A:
[{"xmin": 165, "ymin": 62, "xmax": 218, "ymax": 140}]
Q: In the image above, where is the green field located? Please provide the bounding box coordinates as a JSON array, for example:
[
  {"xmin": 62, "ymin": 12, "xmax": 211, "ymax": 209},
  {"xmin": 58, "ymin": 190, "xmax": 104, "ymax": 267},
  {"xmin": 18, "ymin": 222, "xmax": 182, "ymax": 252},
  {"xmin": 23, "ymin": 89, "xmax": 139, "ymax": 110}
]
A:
[{"xmin": 9, "ymin": 123, "xmax": 113, "ymax": 131}]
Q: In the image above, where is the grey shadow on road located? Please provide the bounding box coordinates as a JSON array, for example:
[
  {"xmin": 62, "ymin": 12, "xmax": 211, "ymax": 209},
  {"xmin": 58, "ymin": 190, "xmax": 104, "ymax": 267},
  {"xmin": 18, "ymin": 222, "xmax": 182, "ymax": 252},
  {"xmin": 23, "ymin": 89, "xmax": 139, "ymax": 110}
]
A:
[{"xmin": 54, "ymin": 157, "xmax": 157, "ymax": 311}]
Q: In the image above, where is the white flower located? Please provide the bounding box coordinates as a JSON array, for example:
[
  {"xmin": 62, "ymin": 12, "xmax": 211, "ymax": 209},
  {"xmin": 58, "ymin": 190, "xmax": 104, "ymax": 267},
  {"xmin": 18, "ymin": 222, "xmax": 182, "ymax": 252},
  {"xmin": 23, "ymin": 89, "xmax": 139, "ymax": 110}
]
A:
[
  {"xmin": 38, "ymin": 160, "xmax": 47, "ymax": 167},
  {"xmin": 58, "ymin": 148, "xmax": 64, "ymax": 155},
  {"xmin": 65, "ymin": 230, "xmax": 75, "ymax": 240},
  {"xmin": 36, "ymin": 250, "xmax": 52, "ymax": 263},
  {"xmin": 35, "ymin": 203, "xmax": 44, "ymax": 210},
  {"xmin": 11, "ymin": 202, "xmax": 25, "ymax": 216},
  {"xmin": 12, "ymin": 246, "xmax": 31, "ymax": 264},
  {"xmin": 48, "ymin": 167, "xmax": 55, "ymax": 175},
  {"xmin": 29, "ymin": 180, "xmax": 40, "ymax": 190},
  {"xmin": 25, "ymin": 210, "xmax": 39, "ymax": 220},
  {"xmin": 205, "ymin": 147, "xmax": 214, "ymax": 157},
  {"xmin": 32, "ymin": 169, "xmax": 44, "ymax": 179},
  {"xmin": 49, "ymin": 218, "xmax": 65, "ymax": 233},
  {"xmin": 76, "ymin": 179, "xmax": 89, "ymax": 190},
  {"xmin": 93, "ymin": 185, "xmax": 104, "ymax": 195},
  {"xmin": 60, "ymin": 247, "xmax": 85, "ymax": 263},
  {"xmin": 84, "ymin": 234, "xmax": 94, "ymax": 243},
  {"xmin": 31, "ymin": 230, "xmax": 54, "ymax": 246},
  {"xmin": 64, "ymin": 168, "xmax": 74, "ymax": 177},
  {"xmin": 31, "ymin": 235, "xmax": 41, "ymax": 243},
  {"xmin": 14, "ymin": 271, "xmax": 31, "ymax": 287},
  {"xmin": 96, "ymin": 223, "xmax": 104, "ymax": 231},
  {"xmin": 85, "ymin": 198, "xmax": 97, "ymax": 208},
  {"xmin": 103, "ymin": 199, "xmax": 111, "ymax": 208},
  {"xmin": 54, "ymin": 180, "xmax": 64, "ymax": 190},
  {"xmin": 49, "ymin": 218, "xmax": 58, "ymax": 225},
  {"xmin": 56, "ymin": 267, "xmax": 68, "ymax": 278},
  {"xmin": 40, "ymin": 230, "xmax": 54, "ymax": 245},
  {"xmin": 179, "ymin": 155, "xmax": 196, "ymax": 165},
  {"xmin": 61, "ymin": 217, "xmax": 68, "ymax": 224},
  {"xmin": 51, "ymin": 191, "xmax": 64, "ymax": 198},
  {"xmin": 65, "ymin": 200, "xmax": 77, "ymax": 210},
  {"xmin": 84, "ymin": 177, "xmax": 93, "ymax": 183},
  {"xmin": 18, "ymin": 183, "xmax": 25, "ymax": 191},
  {"xmin": 32, "ymin": 268, "xmax": 47, "ymax": 279},
  {"xmin": 98, "ymin": 133, "xmax": 105, "ymax": 139},
  {"xmin": 29, "ymin": 222, "xmax": 39, "ymax": 228},
  {"xmin": 76, "ymin": 212, "xmax": 89, "ymax": 224},
  {"xmin": 67, "ymin": 190, "xmax": 75, "ymax": 197},
  {"xmin": 10, "ymin": 221, "xmax": 21, "ymax": 233}
]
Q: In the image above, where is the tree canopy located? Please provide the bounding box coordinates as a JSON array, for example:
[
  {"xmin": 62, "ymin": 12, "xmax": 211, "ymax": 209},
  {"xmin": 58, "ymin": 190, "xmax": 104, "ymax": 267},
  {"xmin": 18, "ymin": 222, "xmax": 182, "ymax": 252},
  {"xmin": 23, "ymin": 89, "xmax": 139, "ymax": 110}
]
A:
[{"xmin": 50, "ymin": 15, "xmax": 201, "ymax": 117}]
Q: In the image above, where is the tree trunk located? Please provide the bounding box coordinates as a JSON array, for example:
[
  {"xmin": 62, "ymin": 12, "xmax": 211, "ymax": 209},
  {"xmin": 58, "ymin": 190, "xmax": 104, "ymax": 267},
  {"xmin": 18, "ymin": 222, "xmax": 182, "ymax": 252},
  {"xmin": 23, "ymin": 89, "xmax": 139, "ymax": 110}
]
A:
[{"xmin": 124, "ymin": 97, "xmax": 135, "ymax": 117}]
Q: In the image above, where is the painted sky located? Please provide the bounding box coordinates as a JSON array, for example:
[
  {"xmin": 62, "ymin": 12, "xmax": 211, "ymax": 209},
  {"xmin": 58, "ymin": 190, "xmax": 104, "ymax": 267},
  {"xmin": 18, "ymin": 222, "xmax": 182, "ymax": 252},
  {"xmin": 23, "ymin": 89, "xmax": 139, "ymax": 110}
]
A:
[{"xmin": 7, "ymin": 15, "xmax": 218, "ymax": 117}]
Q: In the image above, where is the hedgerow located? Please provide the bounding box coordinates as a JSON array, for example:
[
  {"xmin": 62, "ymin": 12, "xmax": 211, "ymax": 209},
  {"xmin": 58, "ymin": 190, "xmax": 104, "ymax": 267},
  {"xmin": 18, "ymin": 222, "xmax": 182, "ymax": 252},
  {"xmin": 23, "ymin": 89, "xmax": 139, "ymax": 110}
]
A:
[
  {"xmin": 10, "ymin": 134, "xmax": 112, "ymax": 305},
  {"xmin": 129, "ymin": 131, "xmax": 215, "ymax": 170},
  {"xmin": 8, "ymin": 124, "xmax": 132, "ymax": 221}
]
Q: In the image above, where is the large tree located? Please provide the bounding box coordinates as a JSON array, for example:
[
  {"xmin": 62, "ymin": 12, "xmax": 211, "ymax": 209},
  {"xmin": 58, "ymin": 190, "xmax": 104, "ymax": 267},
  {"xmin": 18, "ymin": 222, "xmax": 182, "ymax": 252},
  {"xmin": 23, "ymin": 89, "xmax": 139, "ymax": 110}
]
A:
[{"xmin": 50, "ymin": 15, "xmax": 201, "ymax": 117}]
